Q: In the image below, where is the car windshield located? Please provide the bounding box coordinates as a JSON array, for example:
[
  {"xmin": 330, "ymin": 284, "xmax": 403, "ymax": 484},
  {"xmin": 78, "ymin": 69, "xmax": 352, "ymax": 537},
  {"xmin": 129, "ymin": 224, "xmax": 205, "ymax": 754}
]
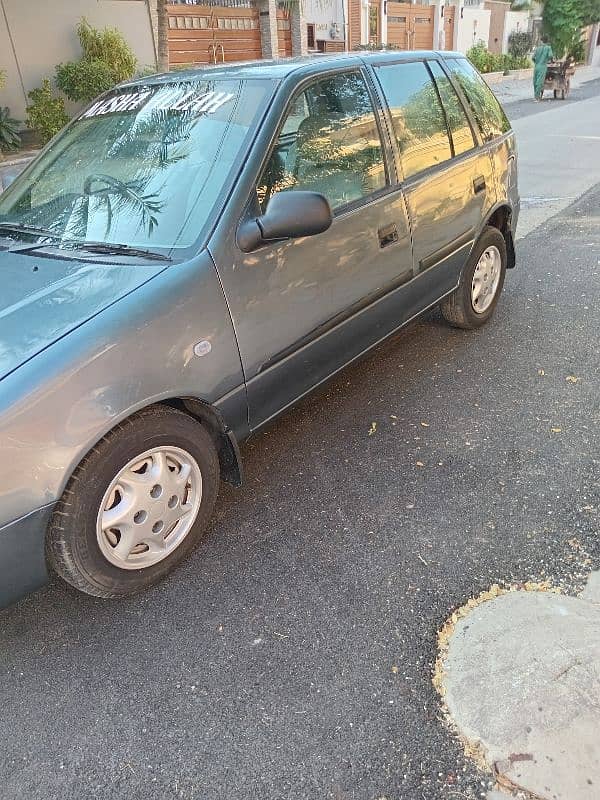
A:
[{"xmin": 0, "ymin": 77, "xmax": 271, "ymax": 253}]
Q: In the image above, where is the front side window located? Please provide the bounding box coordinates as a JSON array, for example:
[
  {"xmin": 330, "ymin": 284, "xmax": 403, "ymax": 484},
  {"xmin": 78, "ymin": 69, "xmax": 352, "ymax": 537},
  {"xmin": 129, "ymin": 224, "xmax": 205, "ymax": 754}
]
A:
[
  {"xmin": 0, "ymin": 78, "xmax": 270, "ymax": 252},
  {"xmin": 446, "ymin": 58, "xmax": 511, "ymax": 142},
  {"xmin": 374, "ymin": 61, "xmax": 452, "ymax": 179},
  {"xmin": 257, "ymin": 72, "xmax": 386, "ymax": 213},
  {"xmin": 427, "ymin": 60, "xmax": 476, "ymax": 156}
]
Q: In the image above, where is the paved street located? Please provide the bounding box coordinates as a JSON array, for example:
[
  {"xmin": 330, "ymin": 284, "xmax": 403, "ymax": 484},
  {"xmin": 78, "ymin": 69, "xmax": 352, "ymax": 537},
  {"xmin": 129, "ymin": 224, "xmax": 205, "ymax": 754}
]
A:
[{"xmin": 1, "ymin": 83, "xmax": 599, "ymax": 800}]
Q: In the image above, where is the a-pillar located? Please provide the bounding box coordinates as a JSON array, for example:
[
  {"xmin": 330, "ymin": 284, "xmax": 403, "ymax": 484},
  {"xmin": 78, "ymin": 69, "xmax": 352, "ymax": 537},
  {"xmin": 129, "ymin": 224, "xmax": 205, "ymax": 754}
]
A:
[
  {"xmin": 290, "ymin": 2, "xmax": 308, "ymax": 56},
  {"xmin": 258, "ymin": 0, "xmax": 279, "ymax": 59}
]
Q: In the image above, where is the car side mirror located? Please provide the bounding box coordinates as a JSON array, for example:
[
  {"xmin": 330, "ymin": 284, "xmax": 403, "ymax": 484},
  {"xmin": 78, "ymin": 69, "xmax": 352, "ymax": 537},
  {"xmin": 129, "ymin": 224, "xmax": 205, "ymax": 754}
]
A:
[{"xmin": 237, "ymin": 191, "xmax": 333, "ymax": 253}]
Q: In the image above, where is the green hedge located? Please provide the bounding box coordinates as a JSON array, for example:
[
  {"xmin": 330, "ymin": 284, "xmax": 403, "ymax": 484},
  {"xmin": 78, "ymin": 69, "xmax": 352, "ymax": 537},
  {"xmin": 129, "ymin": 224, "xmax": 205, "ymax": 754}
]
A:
[
  {"xmin": 467, "ymin": 43, "xmax": 531, "ymax": 74},
  {"xmin": 55, "ymin": 18, "xmax": 137, "ymax": 103},
  {"xmin": 26, "ymin": 79, "xmax": 70, "ymax": 145}
]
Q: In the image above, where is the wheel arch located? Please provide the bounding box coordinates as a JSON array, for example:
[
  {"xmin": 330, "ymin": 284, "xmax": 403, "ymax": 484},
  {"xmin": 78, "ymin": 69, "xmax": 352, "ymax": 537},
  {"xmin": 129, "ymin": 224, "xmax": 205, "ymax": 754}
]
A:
[
  {"xmin": 157, "ymin": 397, "xmax": 243, "ymax": 487},
  {"xmin": 482, "ymin": 203, "xmax": 516, "ymax": 269},
  {"xmin": 58, "ymin": 396, "xmax": 244, "ymax": 503}
]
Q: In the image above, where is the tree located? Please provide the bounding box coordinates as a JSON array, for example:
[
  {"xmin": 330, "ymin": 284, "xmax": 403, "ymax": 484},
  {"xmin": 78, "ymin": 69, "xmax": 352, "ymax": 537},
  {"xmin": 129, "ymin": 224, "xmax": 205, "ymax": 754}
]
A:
[
  {"xmin": 542, "ymin": 0, "xmax": 600, "ymax": 58},
  {"xmin": 542, "ymin": 0, "xmax": 585, "ymax": 57},
  {"xmin": 581, "ymin": 0, "xmax": 600, "ymax": 24},
  {"xmin": 157, "ymin": 0, "xmax": 170, "ymax": 72}
]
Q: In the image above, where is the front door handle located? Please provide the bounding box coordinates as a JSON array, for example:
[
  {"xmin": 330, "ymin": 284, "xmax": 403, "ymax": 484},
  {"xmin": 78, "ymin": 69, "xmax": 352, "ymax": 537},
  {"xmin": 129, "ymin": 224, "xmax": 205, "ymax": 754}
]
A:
[
  {"xmin": 473, "ymin": 176, "xmax": 486, "ymax": 195},
  {"xmin": 378, "ymin": 223, "xmax": 399, "ymax": 248}
]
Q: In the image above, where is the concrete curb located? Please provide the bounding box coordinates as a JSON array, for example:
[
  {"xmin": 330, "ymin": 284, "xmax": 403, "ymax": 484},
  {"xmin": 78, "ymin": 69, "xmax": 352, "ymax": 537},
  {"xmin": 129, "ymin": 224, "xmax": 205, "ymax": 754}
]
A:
[{"xmin": 484, "ymin": 68, "xmax": 533, "ymax": 85}]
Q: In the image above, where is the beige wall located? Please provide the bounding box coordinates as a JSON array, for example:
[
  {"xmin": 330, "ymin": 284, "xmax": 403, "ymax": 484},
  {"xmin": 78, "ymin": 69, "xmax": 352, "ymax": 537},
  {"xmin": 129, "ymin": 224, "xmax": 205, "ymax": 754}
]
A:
[
  {"xmin": 0, "ymin": 0, "xmax": 156, "ymax": 122},
  {"xmin": 502, "ymin": 10, "xmax": 529, "ymax": 52},
  {"xmin": 456, "ymin": 6, "xmax": 491, "ymax": 55}
]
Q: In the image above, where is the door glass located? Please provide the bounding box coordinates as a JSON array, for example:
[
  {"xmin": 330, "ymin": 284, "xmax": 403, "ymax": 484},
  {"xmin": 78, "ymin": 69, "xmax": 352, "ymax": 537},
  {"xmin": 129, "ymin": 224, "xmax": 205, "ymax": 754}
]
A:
[
  {"xmin": 375, "ymin": 61, "xmax": 452, "ymax": 179},
  {"xmin": 257, "ymin": 72, "xmax": 386, "ymax": 212},
  {"xmin": 428, "ymin": 60, "xmax": 476, "ymax": 156},
  {"xmin": 447, "ymin": 58, "xmax": 510, "ymax": 142}
]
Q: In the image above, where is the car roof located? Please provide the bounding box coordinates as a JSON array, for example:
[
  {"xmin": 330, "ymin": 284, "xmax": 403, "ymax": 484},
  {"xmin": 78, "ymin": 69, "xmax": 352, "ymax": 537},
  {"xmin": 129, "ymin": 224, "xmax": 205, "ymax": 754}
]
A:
[{"xmin": 121, "ymin": 51, "xmax": 466, "ymax": 88}]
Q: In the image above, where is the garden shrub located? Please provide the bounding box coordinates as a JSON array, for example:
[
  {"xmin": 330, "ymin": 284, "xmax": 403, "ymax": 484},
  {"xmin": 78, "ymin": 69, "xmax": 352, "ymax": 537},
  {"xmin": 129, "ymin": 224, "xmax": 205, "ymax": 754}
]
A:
[
  {"xmin": 0, "ymin": 107, "xmax": 21, "ymax": 152},
  {"xmin": 467, "ymin": 42, "xmax": 530, "ymax": 73},
  {"xmin": 508, "ymin": 31, "xmax": 533, "ymax": 58},
  {"xmin": 26, "ymin": 79, "xmax": 70, "ymax": 144},
  {"xmin": 55, "ymin": 18, "xmax": 137, "ymax": 103}
]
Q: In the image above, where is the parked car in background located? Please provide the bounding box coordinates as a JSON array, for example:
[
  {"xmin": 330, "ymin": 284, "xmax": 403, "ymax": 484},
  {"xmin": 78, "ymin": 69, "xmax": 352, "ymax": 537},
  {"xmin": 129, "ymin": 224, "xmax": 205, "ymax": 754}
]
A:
[{"xmin": 0, "ymin": 52, "xmax": 518, "ymax": 607}]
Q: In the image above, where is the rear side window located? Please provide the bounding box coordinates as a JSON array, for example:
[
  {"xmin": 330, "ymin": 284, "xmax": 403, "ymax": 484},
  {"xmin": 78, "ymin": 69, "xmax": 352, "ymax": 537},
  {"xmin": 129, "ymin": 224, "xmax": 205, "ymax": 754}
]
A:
[
  {"xmin": 446, "ymin": 58, "xmax": 510, "ymax": 142},
  {"xmin": 374, "ymin": 61, "xmax": 452, "ymax": 179},
  {"xmin": 257, "ymin": 71, "xmax": 386, "ymax": 212},
  {"xmin": 427, "ymin": 60, "xmax": 476, "ymax": 156}
]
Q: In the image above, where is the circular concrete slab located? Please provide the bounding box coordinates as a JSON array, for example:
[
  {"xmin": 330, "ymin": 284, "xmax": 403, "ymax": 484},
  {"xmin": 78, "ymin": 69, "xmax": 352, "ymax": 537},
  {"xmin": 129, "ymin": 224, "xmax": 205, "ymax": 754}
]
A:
[{"xmin": 439, "ymin": 579, "xmax": 600, "ymax": 800}]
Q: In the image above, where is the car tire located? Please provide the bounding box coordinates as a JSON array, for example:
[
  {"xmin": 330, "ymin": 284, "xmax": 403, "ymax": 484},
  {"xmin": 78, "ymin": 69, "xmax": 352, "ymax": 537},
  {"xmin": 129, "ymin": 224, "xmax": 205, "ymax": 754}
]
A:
[
  {"xmin": 440, "ymin": 226, "xmax": 507, "ymax": 330},
  {"xmin": 46, "ymin": 405, "xmax": 220, "ymax": 598}
]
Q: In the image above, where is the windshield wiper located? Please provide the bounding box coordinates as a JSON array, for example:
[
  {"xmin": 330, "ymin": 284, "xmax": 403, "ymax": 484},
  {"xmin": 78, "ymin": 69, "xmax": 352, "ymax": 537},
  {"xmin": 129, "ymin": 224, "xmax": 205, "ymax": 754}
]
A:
[
  {"xmin": 0, "ymin": 222, "xmax": 63, "ymax": 241},
  {"xmin": 74, "ymin": 241, "xmax": 171, "ymax": 262},
  {"xmin": 0, "ymin": 224, "xmax": 171, "ymax": 262}
]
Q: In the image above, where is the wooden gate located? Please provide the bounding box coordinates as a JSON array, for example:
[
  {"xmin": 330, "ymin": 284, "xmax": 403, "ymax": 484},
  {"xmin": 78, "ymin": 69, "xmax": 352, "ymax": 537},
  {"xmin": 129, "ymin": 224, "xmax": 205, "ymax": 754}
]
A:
[
  {"xmin": 442, "ymin": 4, "xmax": 455, "ymax": 50},
  {"xmin": 276, "ymin": 8, "xmax": 292, "ymax": 57},
  {"xmin": 386, "ymin": 3, "xmax": 434, "ymax": 50},
  {"xmin": 167, "ymin": 3, "xmax": 261, "ymax": 66}
]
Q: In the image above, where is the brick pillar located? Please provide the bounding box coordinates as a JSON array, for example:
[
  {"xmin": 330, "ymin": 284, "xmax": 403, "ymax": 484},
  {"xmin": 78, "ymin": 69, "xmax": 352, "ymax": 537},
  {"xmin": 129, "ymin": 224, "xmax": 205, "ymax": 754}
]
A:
[
  {"xmin": 258, "ymin": 0, "xmax": 279, "ymax": 59},
  {"xmin": 290, "ymin": 3, "xmax": 308, "ymax": 56}
]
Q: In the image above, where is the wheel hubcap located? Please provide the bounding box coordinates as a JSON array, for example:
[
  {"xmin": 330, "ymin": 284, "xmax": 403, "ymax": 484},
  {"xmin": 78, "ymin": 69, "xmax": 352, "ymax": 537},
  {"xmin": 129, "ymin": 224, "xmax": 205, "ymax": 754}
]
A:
[
  {"xmin": 471, "ymin": 245, "xmax": 502, "ymax": 314},
  {"xmin": 96, "ymin": 446, "xmax": 202, "ymax": 570}
]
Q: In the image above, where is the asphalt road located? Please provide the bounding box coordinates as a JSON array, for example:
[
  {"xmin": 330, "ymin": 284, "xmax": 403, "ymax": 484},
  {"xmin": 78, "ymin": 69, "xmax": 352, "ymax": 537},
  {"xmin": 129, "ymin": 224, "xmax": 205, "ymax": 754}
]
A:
[{"xmin": 1, "ymin": 94, "xmax": 600, "ymax": 800}]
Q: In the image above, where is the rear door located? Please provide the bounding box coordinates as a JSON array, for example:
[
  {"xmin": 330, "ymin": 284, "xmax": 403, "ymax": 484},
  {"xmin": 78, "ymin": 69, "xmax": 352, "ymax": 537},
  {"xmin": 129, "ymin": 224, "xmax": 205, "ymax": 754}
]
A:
[
  {"xmin": 372, "ymin": 58, "xmax": 496, "ymax": 298},
  {"xmin": 442, "ymin": 56, "xmax": 516, "ymax": 214},
  {"xmin": 216, "ymin": 68, "xmax": 414, "ymax": 430}
]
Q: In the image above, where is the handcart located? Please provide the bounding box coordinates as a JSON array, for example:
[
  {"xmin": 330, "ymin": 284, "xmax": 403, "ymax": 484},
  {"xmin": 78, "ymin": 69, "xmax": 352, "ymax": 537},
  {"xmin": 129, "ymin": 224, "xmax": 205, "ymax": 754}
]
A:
[{"xmin": 543, "ymin": 59, "xmax": 575, "ymax": 100}]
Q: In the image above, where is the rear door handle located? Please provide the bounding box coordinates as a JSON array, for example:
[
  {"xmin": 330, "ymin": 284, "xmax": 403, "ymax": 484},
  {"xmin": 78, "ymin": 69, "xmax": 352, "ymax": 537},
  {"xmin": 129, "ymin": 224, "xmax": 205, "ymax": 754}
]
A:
[
  {"xmin": 378, "ymin": 223, "xmax": 399, "ymax": 248},
  {"xmin": 473, "ymin": 176, "xmax": 486, "ymax": 195}
]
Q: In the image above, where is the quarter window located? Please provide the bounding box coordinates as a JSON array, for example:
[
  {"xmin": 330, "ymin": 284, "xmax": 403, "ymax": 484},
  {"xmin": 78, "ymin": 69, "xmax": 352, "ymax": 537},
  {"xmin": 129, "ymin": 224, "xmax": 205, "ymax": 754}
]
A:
[
  {"xmin": 427, "ymin": 60, "xmax": 476, "ymax": 156},
  {"xmin": 257, "ymin": 72, "xmax": 386, "ymax": 212},
  {"xmin": 447, "ymin": 58, "xmax": 510, "ymax": 142},
  {"xmin": 374, "ymin": 61, "xmax": 452, "ymax": 179}
]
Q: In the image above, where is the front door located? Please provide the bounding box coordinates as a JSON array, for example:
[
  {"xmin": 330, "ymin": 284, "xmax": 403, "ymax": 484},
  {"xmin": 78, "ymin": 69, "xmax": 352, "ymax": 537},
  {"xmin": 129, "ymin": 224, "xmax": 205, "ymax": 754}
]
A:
[
  {"xmin": 373, "ymin": 58, "xmax": 496, "ymax": 299},
  {"xmin": 219, "ymin": 70, "xmax": 413, "ymax": 430}
]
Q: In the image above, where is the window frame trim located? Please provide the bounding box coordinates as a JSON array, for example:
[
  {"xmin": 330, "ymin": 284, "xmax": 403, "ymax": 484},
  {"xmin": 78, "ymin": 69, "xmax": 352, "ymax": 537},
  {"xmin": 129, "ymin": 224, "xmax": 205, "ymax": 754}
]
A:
[
  {"xmin": 426, "ymin": 58, "xmax": 479, "ymax": 160},
  {"xmin": 252, "ymin": 65, "xmax": 394, "ymax": 219},
  {"xmin": 369, "ymin": 56, "xmax": 484, "ymax": 186},
  {"xmin": 439, "ymin": 56, "xmax": 511, "ymax": 145}
]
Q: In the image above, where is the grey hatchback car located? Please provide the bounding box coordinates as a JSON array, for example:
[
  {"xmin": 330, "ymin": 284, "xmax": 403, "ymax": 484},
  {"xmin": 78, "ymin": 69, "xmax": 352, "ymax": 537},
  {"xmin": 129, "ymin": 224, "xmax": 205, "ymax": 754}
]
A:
[{"xmin": 0, "ymin": 52, "xmax": 518, "ymax": 606}]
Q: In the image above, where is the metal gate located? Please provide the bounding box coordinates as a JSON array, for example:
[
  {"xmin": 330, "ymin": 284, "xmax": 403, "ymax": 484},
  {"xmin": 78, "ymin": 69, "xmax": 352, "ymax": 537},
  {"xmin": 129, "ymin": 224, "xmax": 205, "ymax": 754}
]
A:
[
  {"xmin": 167, "ymin": 3, "xmax": 261, "ymax": 66},
  {"xmin": 386, "ymin": 3, "xmax": 434, "ymax": 50}
]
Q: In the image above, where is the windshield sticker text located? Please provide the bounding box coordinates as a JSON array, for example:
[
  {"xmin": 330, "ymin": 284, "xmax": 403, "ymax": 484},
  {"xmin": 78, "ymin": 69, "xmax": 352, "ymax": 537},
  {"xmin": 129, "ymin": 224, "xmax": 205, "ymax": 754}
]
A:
[{"xmin": 82, "ymin": 89, "xmax": 235, "ymax": 119}]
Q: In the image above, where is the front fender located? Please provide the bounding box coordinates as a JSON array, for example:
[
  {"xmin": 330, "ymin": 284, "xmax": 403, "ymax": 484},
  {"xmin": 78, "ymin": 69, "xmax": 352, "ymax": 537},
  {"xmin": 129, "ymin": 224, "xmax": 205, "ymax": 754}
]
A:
[{"xmin": 0, "ymin": 251, "xmax": 246, "ymax": 528}]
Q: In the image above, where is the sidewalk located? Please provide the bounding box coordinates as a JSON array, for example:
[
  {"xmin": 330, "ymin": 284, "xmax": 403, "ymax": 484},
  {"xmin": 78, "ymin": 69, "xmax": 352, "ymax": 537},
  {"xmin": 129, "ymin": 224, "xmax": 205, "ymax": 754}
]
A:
[
  {"xmin": 488, "ymin": 64, "xmax": 600, "ymax": 105},
  {"xmin": 437, "ymin": 571, "xmax": 600, "ymax": 800}
]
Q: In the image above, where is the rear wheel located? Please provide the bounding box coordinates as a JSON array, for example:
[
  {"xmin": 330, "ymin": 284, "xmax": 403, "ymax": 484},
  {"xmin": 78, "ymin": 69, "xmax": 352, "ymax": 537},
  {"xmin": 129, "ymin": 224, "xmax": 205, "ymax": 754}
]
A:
[
  {"xmin": 46, "ymin": 405, "xmax": 220, "ymax": 598},
  {"xmin": 440, "ymin": 226, "xmax": 507, "ymax": 330}
]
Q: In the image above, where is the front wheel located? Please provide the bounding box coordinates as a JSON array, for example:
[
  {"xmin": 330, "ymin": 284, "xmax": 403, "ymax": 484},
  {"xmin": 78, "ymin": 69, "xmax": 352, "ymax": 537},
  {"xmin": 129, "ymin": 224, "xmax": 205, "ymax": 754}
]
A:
[
  {"xmin": 46, "ymin": 405, "xmax": 220, "ymax": 598},
  {"xmin": 440, "ymin": 226, "xmax": 507, "ymax": 330}
]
